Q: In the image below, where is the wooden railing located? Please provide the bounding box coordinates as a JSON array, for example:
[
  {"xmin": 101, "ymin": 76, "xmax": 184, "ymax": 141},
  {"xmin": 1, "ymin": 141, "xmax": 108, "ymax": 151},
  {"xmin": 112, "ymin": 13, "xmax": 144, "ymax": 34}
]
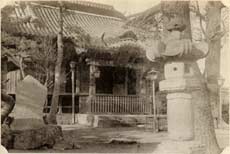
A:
[
  {"xmin": 44, "ymin": 94, "xmax": 151, "ymax": 114},
  {"xmin": 90, "ymin": 94, "xmax": 151, "ymax": 114}
]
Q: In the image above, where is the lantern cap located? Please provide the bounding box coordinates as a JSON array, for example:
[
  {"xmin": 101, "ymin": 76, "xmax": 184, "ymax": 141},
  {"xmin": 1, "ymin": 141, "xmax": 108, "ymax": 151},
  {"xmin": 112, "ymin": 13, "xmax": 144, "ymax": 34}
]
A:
[{"xmin": 70, "ymin": 61, "xmax": 76, "ymax": 68}]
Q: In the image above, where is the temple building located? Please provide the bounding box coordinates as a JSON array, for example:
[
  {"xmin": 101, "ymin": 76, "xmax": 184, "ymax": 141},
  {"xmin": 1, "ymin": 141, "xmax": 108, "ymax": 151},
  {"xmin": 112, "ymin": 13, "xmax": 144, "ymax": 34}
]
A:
[{"xmin": 2, "ymin": 1, "xmax": 165, "ymax": 125}]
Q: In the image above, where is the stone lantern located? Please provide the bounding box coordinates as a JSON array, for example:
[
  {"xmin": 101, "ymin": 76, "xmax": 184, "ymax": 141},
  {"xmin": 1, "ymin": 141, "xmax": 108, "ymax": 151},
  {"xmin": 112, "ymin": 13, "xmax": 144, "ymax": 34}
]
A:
[{"xmin": 146, "ymin": 18, "xmax": 208, "ymax": 154}]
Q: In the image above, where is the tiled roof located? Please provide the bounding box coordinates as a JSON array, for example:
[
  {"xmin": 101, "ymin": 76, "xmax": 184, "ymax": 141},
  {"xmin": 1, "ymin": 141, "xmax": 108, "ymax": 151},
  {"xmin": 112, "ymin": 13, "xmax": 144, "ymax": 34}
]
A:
[
  {"xmin": 73, "ymin": 1, "xmax": 114, "ymax": 10},
  {"xmin": 5, "ymin": 2, "xmax": 157, "ymax": 58},
  {"xmin": 12, "ymin": 3, "xmax": 126, "ymax": 39},
  {"xmin": 33, "ymin": 1, "xmax": 126, "ymax": 19}
]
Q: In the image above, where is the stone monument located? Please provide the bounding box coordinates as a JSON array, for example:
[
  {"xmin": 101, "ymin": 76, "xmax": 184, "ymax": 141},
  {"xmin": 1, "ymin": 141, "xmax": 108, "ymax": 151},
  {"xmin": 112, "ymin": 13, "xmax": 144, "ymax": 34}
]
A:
[
  {"xmin": 2, "ymin": 75, "xmax": 78, "ymax": 150},
  {"xmin": 146, "ymin": 17, "xmax": 208, "ymax": 154},
  {"xmin": 11, "ymin": 75, "xmax": 47, "ymax": 130}
]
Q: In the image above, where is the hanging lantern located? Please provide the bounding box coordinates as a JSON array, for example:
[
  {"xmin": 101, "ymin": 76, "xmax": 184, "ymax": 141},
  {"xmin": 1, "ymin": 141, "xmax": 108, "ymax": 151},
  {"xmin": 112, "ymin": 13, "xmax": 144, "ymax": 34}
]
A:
[
  {"xmin": 146, "ymin": 69, "xmax": 158, "ymax": 80},
  {"xmin": 70, "ymin": 61, "xmax": 76, "ymax": 70}
]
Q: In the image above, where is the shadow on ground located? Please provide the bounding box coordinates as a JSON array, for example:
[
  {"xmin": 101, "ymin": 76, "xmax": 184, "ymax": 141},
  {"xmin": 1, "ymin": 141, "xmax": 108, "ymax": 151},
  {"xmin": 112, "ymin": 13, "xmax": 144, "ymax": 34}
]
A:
[{"xmin": 9, "ymin": 127, "xmax": 161, "ymax": 153}]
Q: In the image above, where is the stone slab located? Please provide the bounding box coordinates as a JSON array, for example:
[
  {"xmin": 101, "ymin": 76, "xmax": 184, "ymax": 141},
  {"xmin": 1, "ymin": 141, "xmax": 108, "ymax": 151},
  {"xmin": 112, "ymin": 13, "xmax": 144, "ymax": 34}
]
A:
[{"xmin": 12, "ymin": 75, "xmax": 47, "ymax": 120}]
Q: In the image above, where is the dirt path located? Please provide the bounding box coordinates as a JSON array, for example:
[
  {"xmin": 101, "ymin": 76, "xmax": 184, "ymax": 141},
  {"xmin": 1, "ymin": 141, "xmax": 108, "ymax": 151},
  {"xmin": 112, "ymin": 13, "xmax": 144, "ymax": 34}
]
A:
[
  {"xmin": 9, "ymin": 127, "xmax": 161, "ymax": 153},
  {"xmin": 10, "ymin": 143, "xmax": 159, "ymax": 153},
  {"xmin": 8, "ymin": 126, "xmax": 229, "ymax": 153}
]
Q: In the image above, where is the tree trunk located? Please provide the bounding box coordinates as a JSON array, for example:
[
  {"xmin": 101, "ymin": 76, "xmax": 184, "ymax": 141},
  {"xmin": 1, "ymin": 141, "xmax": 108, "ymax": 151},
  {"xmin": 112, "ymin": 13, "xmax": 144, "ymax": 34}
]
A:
[
  {"xmin": 47, "ymin": 2, "xmax": 64, "ymax": 124},
  {"xmin": 205, "ymin": 1, "xmax": 224, "ymax": 128},
  {"xmin": 19, "ymin": 56, "xmax": 25, "ymax": 79},
  {"xmin": 161, "ymin": 1, "xmax": 221, "ymax": 154}
]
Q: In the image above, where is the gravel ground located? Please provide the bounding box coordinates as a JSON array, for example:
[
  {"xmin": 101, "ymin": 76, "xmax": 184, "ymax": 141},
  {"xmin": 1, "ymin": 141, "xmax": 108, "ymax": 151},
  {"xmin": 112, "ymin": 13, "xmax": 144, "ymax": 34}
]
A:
[
  {"xmin": 9, "ymin": 127, "xmax": 161, "ymax": 153},
  {"xmin": 10, "ymin": 143, "xmax": 159, "ymax": 153},
  {"xmin": 8, "ymin": 126, "xmax": 229, "ymax": 153}
]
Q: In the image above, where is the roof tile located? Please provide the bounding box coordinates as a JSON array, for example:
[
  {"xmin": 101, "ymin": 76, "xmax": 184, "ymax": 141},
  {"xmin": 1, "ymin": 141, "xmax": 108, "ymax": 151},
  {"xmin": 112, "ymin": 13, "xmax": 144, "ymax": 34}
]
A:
[
  {"xmin": 6, "ymin": 3, "xmax": 154, "ymax": 54},
  {"xmin": 12, "ymin": 3, "xmax": 126, "ymax": 40}
]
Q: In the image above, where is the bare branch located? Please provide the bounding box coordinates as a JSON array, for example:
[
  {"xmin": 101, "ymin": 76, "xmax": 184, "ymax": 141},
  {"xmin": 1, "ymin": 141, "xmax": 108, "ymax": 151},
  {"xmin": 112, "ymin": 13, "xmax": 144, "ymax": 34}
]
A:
[{"xmin": 196, "ymin": 1, "xmax": 207, "ymax": 40}]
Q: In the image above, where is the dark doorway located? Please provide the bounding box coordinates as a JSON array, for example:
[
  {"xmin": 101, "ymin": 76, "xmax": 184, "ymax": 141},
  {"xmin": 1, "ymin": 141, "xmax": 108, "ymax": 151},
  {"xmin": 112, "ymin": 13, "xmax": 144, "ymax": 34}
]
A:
[
  {"xmin": 96, "ymin": 66, "xmax": 114, "ymax": 94},
  {"xmin": 128, "ymin": 68, "xmax": 137, "ymax": 95}
]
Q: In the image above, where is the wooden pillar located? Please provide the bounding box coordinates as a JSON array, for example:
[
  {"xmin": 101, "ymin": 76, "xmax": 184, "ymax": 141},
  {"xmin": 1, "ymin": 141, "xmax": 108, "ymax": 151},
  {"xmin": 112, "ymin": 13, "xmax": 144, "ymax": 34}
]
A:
[
  {"xmin": 86, "ymin": 64, "xmax": 96, "ymax": 113},
  {"xmin": 146, "ymin": 70, "xmax": 158, "ymax": 131},
  {"xmin": 75, "ymin": 65, "xmax": 80, "ymax": 94},
  {"xmin": 75, "ymin": 65, "xmax": 80, "ymax": 115},
  {"xmin": 125, "ymin": 68, "xmax": 128, "ymax": 95},
  {"xmin": 152, "ymin": 79, "xmax": 156, "ymax": 115},
  {"xmin": 135, "ymin": 69, "xmax": 141, "ymax": 95},
  {"xmin": 70, "ymin": 61, "xmax": 76, "ymax": 124},
  {"xmin": 135, "ymin": 68, "xmax": 145, "ymax": 95}
]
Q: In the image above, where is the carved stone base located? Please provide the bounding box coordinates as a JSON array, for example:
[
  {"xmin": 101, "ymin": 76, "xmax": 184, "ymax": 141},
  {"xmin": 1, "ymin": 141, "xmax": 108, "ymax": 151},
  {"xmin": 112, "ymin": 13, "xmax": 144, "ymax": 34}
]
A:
[{"xmin": 153, "ymin": 140, "xmax": 205, "ymax": 154}]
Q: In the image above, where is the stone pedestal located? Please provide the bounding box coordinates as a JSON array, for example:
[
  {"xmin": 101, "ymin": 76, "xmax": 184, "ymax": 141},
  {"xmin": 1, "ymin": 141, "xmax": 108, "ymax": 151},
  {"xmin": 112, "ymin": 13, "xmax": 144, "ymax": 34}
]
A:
[
  {"xmin": 154, "ymin": 61, "xmax": 205, "ymax": 154},
  {"xmin": 167, "ymin": 93, "xmax": 193, "ymax": 141},
  {"xmin": 13, "ymin": 75, "xmax": 47, "ymax": 120}
]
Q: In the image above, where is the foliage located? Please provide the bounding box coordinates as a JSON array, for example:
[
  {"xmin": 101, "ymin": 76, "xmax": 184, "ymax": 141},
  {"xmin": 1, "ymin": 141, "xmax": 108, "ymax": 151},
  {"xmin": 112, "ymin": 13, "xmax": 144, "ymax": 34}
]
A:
[
  {"xmin": 1, "ymin": 30, "xmax": 57, "ymax": 85},
  {"xmin": 1, "ymin": 32, "xmax": 21, "ymax": 51},
  {"xmin": 127, "ymin": 1, "xmax": 229, "ymax": 45},
  {"xmin": 23, "ymin": 36, "xmax": 57, "ymax": 85},
  {"xmin": 65, "ymin": 23, "xmax": 91, "ymax": 48},
  {"xmin": 190, "ymin": 1, "xmax": 229, "ymax": 43}
]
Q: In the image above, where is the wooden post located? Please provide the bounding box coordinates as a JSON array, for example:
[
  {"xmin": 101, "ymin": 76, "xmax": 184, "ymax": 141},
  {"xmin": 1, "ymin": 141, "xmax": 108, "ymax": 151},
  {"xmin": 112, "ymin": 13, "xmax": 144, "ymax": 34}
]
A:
[
  {"xmin": 139, "ymin": 71, "xmax": 146, "ymax": 96},
  {"xmin": 70, "ymin": 61, "xmax": 76, "ymax": 124},
  {"xmin": 135, "ymin": 69, "xmax": 141, "ymax": 95},
  {"xmin": 125, "ymin": 68, "xmax": 128, "ymax": 95},
  {"xmin": 152, "ymin": 80, "xmax": 157, "ymax": 132},
  {"xmin": 75, "ymin": 65, "xmax": 80, "ymax": 94},
  {"xmin": 146, "ymin": 69, "xmax": 158, "ymax": 131},
  {"xmin": 57, "ymin": 98, "xmax": 62, "ymax": 114},
  {"xmin": 87, "ymin": 64, "xmax": 96, "ymax": 113}
]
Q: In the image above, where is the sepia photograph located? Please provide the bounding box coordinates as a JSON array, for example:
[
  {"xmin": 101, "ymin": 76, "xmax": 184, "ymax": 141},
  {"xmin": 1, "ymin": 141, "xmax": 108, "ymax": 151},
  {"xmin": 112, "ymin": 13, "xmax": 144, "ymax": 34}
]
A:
[{"xmin": 1, "ymin": 0, "xmax": 229, "ymax": 153}]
